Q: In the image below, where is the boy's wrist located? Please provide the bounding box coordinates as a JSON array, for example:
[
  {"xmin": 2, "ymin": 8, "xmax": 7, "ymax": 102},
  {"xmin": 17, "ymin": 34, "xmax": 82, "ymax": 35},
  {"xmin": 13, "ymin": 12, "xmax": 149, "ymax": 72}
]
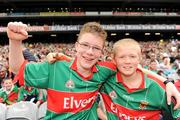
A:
[{"xmin": 163, "ymin": 78, "xmax": 175, "ymax": 85}]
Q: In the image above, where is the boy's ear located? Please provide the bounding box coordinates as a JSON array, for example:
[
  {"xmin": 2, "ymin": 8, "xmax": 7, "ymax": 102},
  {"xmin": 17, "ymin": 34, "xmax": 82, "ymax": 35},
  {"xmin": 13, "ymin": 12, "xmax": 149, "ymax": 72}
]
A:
[
  {"xmin": 139, "ymin": 55, "xmax": 143, "ymax": 64},
  {"xmin": 75, "ymin": 42, "xmax": 78, "ymax": 51}
]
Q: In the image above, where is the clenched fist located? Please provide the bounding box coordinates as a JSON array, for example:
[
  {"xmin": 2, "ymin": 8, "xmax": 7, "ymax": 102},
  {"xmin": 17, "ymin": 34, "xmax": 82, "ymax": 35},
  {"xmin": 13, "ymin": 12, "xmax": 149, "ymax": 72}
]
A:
[{"xmin": 7, "ymin": 22, "xmax": 28, "ymax": 41}]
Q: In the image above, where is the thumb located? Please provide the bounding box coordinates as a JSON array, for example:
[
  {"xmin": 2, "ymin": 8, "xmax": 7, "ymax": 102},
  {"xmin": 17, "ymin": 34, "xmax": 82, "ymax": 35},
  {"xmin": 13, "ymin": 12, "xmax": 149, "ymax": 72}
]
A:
[
  {"xmin": 49, "ymin": 59, "xmax": 56, "ymax": 64},
  {"xmin": 166, "ymin": 93, "xmax": 171, "ymax": 105},
  {"xmin": 20, "ymin": 29, "xmax": 28, "ymax": 37},
  {"xmin": 54, "ymin": 53, "xmax": 59, "ymax": 58}
]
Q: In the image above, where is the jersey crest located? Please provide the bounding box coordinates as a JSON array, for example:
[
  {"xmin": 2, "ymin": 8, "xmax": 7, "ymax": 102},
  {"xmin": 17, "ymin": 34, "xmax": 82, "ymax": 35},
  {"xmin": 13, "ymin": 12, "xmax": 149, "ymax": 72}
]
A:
[
  {"xmin": 65, "ymin": 79, "xmax": 75, "ymax": 89},
  {"xmin": 109, "ymin": 91, "xmax": 117, "ymax": 99},
  {"xmin": 139, "ymin": 100, "xmax": 149, "ymax": 110}
]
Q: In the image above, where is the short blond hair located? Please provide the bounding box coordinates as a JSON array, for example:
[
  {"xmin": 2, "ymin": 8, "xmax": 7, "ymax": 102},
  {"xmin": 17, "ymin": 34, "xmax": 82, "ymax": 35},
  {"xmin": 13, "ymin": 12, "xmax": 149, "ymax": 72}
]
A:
[
  {"xmin": 78, "ymin": 22, "xmax": 107, "ymax": 43},
  {"xmin": 113, "ymin": 38, "xmax": 141, "ymax": 56}
]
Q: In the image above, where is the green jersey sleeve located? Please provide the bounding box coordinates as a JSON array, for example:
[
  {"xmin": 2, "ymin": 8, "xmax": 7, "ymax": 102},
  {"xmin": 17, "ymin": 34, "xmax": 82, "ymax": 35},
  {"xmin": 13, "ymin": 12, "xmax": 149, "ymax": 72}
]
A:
[{"xmin": 24, "ymin": 61, "xmax": 50, "ymax": 89}]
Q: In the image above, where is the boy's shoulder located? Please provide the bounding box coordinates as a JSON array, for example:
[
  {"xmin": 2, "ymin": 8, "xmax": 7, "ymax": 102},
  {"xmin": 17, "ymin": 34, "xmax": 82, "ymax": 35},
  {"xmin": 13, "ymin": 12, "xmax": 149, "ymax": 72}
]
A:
[{"xmin": 96, "ymin": 61, "xmax": 116, "ymax": 71}]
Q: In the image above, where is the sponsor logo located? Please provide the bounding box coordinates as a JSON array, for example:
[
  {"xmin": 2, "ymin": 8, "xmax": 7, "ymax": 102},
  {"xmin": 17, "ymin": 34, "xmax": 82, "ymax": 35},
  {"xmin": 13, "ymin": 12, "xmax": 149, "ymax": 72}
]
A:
[
  {"xmin": 64, "ymin": 95, "xmax": 96, "ymax": 109},
  {"xmin": 110, "ymin": 103, "xmax": 146, "ymax": 120},
  {"xmin": 102, "ymin": 94, "xmax": 160, "ymax": 120},
  {"xmin": 48, "ymin": 89, "xmax": 99, "ymax": 113}
]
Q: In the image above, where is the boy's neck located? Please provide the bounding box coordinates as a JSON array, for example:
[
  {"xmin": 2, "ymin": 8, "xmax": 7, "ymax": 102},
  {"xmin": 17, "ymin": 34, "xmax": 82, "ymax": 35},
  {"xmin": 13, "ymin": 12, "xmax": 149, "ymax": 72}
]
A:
[
  {"xmin": 78, "ymin": 68, "xmax": 92, "ymax": 77},
  {"xmin": 76, "ymin": 61, "xmax": 93, "ymax": 77},
  {"xmin": 121, "ymin": 71, "xmax": 142, "ymax": 89}
]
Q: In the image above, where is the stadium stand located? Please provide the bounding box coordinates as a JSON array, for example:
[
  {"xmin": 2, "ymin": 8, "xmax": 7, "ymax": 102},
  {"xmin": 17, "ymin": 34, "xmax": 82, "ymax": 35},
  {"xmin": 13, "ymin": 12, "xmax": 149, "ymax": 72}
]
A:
[
  {"xmin": 38, "ymin": 101, "xmax": 47, "ymax": 120},
  {"xmin": 1, "ymin": 0, "xmax": 180, "ymax": 43},
  {"xmin": 0, "ymin": 103, "xmax": 7, "ymax": 120},
  {"xmin": 6, "ymin": 101, "xmax": 38, "ymax": 120}
]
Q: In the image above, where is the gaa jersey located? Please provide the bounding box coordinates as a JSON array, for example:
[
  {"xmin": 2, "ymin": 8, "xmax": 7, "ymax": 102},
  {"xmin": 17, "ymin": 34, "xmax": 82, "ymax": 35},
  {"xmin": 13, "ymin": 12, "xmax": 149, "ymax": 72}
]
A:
[
  {"xmin": 17, "ymin": 86, "xmax": 41, "ymax": 102},
  {"xmin": 100, "ymin": 70, "xmax": 180, "ymax": 120},
  {"xmin": 0, "ymin": 85, "xmax": 19, "ymax": 105},
  {"xmin": 17, "ymin": 58, "xmax": 116, "ymax": 120}
]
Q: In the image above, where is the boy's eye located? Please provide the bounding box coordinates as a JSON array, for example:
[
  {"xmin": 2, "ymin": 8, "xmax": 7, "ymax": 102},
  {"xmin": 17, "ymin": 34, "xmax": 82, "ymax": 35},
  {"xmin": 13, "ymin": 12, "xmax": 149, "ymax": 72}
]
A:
[
  {"xmin": 81, "ymin": 43, "xmax": 89, "ymax": 47},
  {"xmin": 130, "ymin": 55, "xmax": 136, "ymax": 58},
  {"xmin": 93, "ymin": 47, "xmax": 102, "ymax": 51}
]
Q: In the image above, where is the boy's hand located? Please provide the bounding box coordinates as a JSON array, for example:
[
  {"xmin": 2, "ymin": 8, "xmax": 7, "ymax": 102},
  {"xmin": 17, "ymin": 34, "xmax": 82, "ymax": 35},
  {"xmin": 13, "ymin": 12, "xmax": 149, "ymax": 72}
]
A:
[
  {"xmin": 139, "ymin": 66, "xmax": 180, "ymax": 109},
  {"xmin": 46, "ymin": 53, "xmax": 71, "ymax": 63},
  {"xmin": 166, "ymin": 82, "xmax": 180, "ymax": 110},
  {"xmin": 46, "ymin": 53, "xmax": 59, "ymax": 63},
  {"xmin": 7, "ymin": 22, "xmax": 28, "ymax": 41}
]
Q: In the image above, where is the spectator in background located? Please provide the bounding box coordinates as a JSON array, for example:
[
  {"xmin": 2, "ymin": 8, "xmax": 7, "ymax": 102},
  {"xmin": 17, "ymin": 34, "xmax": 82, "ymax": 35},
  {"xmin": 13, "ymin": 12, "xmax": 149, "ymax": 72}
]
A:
[
  {"xmin": 17, "ymin": 86, "xmax": 44, "ymax": 106},
  {"xmin": 0, "ymin": 65, "xmax": 14, "ymax": 89},
  {"xmin": 142, "ymin": 56, "xmax": 151, "ymax": 69},
  {"xmin": 23, "ymin": 48, "xmax": 37, "ymax": 62},
  {"xmin": 0, "ymin": 65, "xmax": 7, "ymax": 80},
  {"xmin": 0, "ymin": 78, "xmax": 19, "ymax": 105},
  {"xmin": 148, "ymin": 59, "xmax": 159, "ymax": 73},
  {"xmin": 159, "ymin": 53, "xmax": 171, "ymax": 70},
  {"xmin": 0, "ymin": 64, "xmax": 4, "ymax": 88},
  {"xmin": 173, "ymin": 55, "xmax": 180, "ymax": 71},
  {"xmin": 159, "ymin": 53, "xmax": 172, "ymax": 76},
  {"xmin": 150, "ymin": 53, "xmax": 159, "ymax": 66}
]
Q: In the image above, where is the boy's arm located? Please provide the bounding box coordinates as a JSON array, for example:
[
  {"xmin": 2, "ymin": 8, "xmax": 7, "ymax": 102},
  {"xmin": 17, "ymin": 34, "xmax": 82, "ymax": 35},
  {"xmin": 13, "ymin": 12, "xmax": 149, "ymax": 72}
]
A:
[
  {"xmin": 7, "ymin": 22, "xmax": 28, "ymax": 74},
  {"xmin": 139, "ymin": 67, "xmax": 180, "ymax": 110},
  {"xmin": 46, "ymin": 52, "xmax": 71, "ymax": 63},
  {"xmin": 97, "ymin": 107, "xmax": 107, "ymax": 120}
]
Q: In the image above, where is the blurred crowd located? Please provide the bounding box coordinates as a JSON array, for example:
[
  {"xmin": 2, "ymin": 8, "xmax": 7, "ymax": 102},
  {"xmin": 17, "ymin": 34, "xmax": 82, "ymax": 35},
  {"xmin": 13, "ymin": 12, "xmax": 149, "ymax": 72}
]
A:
[{"xmin": 0, "ymin": 39, "xmax": 180, "ymax": 107}]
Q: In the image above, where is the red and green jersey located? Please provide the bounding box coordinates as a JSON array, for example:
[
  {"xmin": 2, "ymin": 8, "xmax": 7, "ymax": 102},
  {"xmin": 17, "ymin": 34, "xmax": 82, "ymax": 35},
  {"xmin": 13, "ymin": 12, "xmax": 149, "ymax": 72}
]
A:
[
  {"xmin": 0, "ymin": 85, "xmax": 19, "ymax": 105},
  {"xmin": 17, "ymin": 58, "xmax": 116, "ymax": 120},
  {"xmin": 17, "ymin": 86, "xmax": 41, "ymax": 102},
  {"xmin": 100, "ymin": 69, "xmax": 180, "ymax": 120}
]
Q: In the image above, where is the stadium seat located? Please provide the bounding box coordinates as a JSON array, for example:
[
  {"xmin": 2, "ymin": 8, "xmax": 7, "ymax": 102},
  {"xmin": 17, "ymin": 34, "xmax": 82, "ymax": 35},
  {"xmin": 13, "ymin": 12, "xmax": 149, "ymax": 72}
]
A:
[
  {"xmin": 6, "ymin": 101, "xmax": 38, "ymax": 120},
  {"xmin": 38, "ymin": 101, "xmax": 47, "ymax": 120},
  {"xmin": 0, "ymin": 103, "xmax": 7, "ymax": 120}
]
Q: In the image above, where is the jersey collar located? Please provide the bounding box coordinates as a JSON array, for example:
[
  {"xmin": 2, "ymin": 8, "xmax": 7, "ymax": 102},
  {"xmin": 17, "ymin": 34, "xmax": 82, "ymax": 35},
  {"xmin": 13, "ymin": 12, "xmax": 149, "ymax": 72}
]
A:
[
  {"xmin": 116, "ymin": 68, "xmax": 145, "ymax": 92},
  {"xmin": 70, "ymin": 57, "xmax": 98, "ymax": 80}
]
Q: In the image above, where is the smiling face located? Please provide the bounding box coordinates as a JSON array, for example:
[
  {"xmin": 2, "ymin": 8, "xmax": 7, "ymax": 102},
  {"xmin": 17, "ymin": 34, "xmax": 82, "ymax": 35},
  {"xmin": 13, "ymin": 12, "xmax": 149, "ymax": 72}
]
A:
[
  {"xmin": 113, "ymin": 38, "xmax": 142, "ymax": 77},
  {"xmin": 74, "ymin": 22, "xmax": 107, "ymax": 73},
  {"xmin": 3, "ymin": 79, "xmax": 13, "ymax": 91},
  {"xmin": 75, "ymin": 33, "xmax": 104, "ymax": 71},
  {"xmin": 149, "ymin": 60, "xmax": 158, "ymax": 70},
  {"xmin": 0, "ymin": 66, "xmax": 6, "ymax": 79}
]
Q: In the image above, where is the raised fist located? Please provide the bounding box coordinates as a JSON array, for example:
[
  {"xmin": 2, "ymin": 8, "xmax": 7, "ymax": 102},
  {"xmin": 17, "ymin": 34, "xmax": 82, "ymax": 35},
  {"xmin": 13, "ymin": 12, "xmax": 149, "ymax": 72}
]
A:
[{"xmin": 7, "ymin": 22, "xmax": 28, "ymax": 41}]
